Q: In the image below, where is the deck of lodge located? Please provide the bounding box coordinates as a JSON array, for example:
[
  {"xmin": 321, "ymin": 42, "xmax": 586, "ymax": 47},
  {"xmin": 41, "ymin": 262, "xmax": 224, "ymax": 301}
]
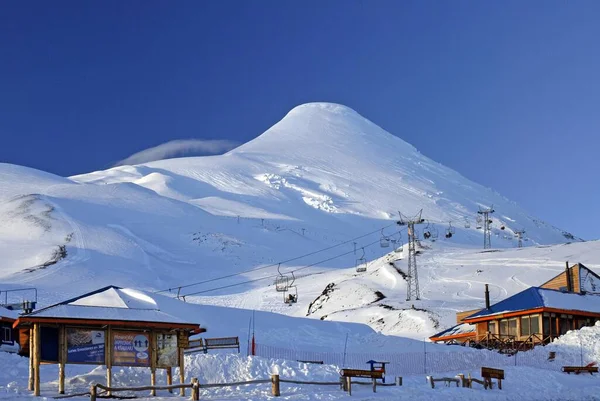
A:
[{"xmin": 431, "ymin": 263, "xmax": 600, "ymax": 352}]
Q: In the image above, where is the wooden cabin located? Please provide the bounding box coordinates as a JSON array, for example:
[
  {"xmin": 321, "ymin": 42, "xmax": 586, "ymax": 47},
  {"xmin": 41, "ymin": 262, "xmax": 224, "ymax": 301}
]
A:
[{"xmin": 430, "ymin": 262, "xmax": 600, "ymax": 350}]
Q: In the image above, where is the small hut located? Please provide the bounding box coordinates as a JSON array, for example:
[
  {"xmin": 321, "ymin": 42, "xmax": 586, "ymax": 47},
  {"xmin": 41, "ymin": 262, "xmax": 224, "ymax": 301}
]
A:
[{"xmin": 13, "ymin": 285, "xmax": 205, "ymax": 396}]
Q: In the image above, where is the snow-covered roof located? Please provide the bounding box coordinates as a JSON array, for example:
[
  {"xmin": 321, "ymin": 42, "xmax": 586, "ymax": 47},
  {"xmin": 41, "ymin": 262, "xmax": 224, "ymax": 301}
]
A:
[
  {"xmin": 430, "ymin": 322, "xmax": 476, "ymax": 340},
  {"xmin": 465, "ymin": 287, "xmax": 600, "ymax": 321},
  {"xmin": 18, "ymin": 286, "xmax": 201, "ymax": 328},
  {"xmin": 578, "ymin": 263, "xmax": 600, "ymax": 294},
  {"xmin": 0, "ymin": 306, "xmax": 19, "ymax": 321}
]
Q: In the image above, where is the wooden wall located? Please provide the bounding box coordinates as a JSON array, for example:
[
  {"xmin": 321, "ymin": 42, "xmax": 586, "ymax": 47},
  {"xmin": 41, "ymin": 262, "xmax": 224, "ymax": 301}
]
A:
[
  {"xmin": 456, "ymin": 309, "xmax": 482, "ymax": 323},
  {"xmin": 540, "ymin": 265, "xmax": 581, "ymax": 293}
]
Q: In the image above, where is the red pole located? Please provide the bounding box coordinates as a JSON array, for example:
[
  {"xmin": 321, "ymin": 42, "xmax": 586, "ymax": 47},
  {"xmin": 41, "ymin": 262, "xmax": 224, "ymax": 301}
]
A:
[{"xmin": 251, "ymin": 335, "xmax": 256, "ymax": 356}]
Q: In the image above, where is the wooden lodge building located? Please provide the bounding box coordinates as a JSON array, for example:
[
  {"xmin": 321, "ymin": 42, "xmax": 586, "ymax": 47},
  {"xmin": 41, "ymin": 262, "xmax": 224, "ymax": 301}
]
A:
[
  {"xmin": 0, "ymin": 306, "xmax": 19, "ymax": 353},
  {"xmin": 13, "ymin": 285, "xmax": 205, "ymax": 397},
  {"xmin": 430, "ymin": 263, "xmax": 600, "ymax": 351}
]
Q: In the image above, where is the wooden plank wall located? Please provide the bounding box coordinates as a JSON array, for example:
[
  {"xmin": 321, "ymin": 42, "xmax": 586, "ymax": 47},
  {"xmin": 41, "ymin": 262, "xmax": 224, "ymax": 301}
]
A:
[
  {"xmin": 456, "ymin": 309, "xmax": 482, "ymax": 323},
  {"xmin": 540, "ymin": 265, "xmax": 580, "ymax": 293}
]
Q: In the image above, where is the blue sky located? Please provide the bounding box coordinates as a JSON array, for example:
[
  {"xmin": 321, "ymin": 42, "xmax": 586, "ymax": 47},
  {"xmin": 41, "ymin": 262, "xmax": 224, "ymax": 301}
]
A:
[{"xmin": 1, "ymin": 1, "xmax": 599, "ymax": 239}]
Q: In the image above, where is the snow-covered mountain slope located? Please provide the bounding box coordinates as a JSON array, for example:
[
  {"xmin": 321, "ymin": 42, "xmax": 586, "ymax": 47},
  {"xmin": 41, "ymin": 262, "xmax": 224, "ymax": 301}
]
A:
[
  {"xmin": 198, "ymin": 239, "xmax": 600, "ymax": 340},
  {"xmin": 0, "ymin": 102, "xmax": 589, "ymax": 344}
]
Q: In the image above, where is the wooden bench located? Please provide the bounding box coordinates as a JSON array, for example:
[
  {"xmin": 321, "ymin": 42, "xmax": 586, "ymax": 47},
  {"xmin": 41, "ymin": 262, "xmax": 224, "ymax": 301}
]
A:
[
  {"xmin": 184, "ymin": 339, "xmax": 207, "ymax": 354},
  {"xmin": 562, "ymin": 366, "xmax": 599, "ymax": 375},
  {"xmin": 340, "ymin": 369, "xmax": 383, "ymax": 395},
  {"xmin": 340, "ymin": 369, "xmax": 383, "ymax": 379},
  {"xmin": 204, "ymin": 337, "xmax": 240, "ymax": 353},
  {"xmin": 481, "ymin": 367, "xmax": 504, "ymax": 390}
]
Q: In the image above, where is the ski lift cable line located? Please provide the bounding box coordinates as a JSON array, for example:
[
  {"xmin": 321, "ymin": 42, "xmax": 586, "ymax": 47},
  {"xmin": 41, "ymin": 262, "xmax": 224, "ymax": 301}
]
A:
[
  {"xmin": 154, "ymin": 222, "xmax": 398, "ymax": 294},
  {"xmin": 180, "ymin": 228, "xmax": 407, "ymax": 297}
]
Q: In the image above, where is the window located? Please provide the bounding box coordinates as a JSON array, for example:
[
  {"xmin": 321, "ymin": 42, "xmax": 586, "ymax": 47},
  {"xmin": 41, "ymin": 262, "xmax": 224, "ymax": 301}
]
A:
[
  {"xmin": 521, "ymin": 315, "xmax": 540, "ymax": 336},
  {"xmin": 521, "ymin": 316, "xmax": 530, "ymax": 336},
  {"xmin": 530, "ymin": 315, "xmax": 540, "ymax": 334},
  {"xmin": 1, "ymin": 327, "xmax": 11, "ymax": 342},
  {"xmin": 488, "ymin": 321, "xmax": 497, "ymax": 334},
  {"xmin": 499, "ymin": 319, "xmax": 509, "ymax": 336},
  {"xmin": 508, "ymin": 318, "xmax": 518, "ymax": 337},
  {"xmin": 543, "ymin": 316, "xmax": 552, "ymax": 336}
]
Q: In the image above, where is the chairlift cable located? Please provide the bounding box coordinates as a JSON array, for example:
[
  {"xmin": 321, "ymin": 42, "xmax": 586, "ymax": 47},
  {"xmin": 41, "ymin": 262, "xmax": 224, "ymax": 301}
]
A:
[
  {"xmin": 154, "ymin": 222, "xmax": 398, "ymax": 294},
  {"xmin": 180, "ymin": 228, "xmax": 407, "ymax": 297}
]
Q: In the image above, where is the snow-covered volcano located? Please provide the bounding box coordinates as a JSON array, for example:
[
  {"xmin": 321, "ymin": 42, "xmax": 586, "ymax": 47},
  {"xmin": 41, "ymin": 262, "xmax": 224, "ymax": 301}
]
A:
[
  {"xmin": 74, "ymin": 102, "xmax": 577, "ymax": 244},
  {"xmin": 0, "ymin": 102, "xmax": 586, "ymax": 340}
]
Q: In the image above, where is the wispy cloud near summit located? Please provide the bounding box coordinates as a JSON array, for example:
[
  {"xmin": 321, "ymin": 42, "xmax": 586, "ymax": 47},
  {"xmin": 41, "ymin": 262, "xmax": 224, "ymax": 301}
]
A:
[{"xmin": 114, "ymin": 139, "xmax": 240, "ymax": 166}]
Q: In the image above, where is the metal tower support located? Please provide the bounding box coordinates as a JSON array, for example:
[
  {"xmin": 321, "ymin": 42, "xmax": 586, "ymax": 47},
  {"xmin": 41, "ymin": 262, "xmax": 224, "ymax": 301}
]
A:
[
  {"xmin": 515, "ymin": 229, "xmax": 526, "ymax": 248},
  {"xmin": 398, "ymin": 210, "xmax": 424, "ymax": 301},
  {"xmin": 477, "ymin": 206, "xmax": 495, "ymax": 249}
]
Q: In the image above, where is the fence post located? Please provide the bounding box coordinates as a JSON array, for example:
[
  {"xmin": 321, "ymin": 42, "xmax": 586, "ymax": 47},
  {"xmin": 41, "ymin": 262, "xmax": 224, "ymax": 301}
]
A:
[
  {"xmin": 271, "ymin": 374, "xmax": 280, "ymax": 397},
  {"xmin": 372, "ymin": 377, "xmax": 376, "ymax": 393},
  {"xmin": 167, "ymin": 367, "xmax": 173, "ymax": 393},
  {"xmin": 457, "ymin": 374, "xmax": 465, "ymax": 387},
  {"xmin": 192, "ymin": 377, "xmax": 200, "ymax": 401},
  {"xmin": 90, "ymin": 384, "xmax": 97, "ymax": 401},
  {"xmin": 396, "ymin": 376, "xmax": 402, "ymax": 386},
  {"xmin": 427, "ymin": 376, "xmax": 434, "ymax": 389},
  {"xmin": 346, "ymin": 377, "xmax": 352, "ymax": 396},
  {"xmin": 150, "ymin": 369, "xmax": 156, "ymax": 396}
]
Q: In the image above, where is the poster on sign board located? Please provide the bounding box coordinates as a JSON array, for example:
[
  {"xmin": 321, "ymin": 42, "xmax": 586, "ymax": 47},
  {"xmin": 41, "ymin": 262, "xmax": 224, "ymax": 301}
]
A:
[
  {"xmin": 156, "ymin": 332, "xmax": 178, "ymax": 367},
  {"xmin": 112, "ymin": 331, "xmax": 151, "ymax": 366},
  {"xmin": 66, "ymin": 328, "xmax": 105, "ymax": 364}
]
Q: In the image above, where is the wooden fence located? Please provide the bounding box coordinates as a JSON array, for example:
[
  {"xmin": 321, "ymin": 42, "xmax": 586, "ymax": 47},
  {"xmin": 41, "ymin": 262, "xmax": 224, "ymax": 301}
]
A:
[
  {"xmin": 89, "ymin": 378, "xmax": 201, "ymax": 401},
  {"xmin": 56, "ymin": 374, "xmax": 368, "ymax": 400}
]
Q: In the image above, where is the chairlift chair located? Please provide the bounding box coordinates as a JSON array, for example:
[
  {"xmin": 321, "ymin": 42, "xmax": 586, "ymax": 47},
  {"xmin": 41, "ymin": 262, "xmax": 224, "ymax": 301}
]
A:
[
  {"xmin": 445, "ymin": 222, "xmax": 454, "ymax": 238},
  {"xmin": 464, "ymin": 218, "xmax": 471, "ymax": 229},
  {"xmin": 380, "ymin": 229, "xmax": 390, "ymax": 248},
  {"xmin": 283, "ymin": 271, "xmax": 298, "ymax": 304},
  {"xmin": 356, "ymin": 248, "xmax": 367, "ymax": 272},
  {"xmin": 423, "ymin": 221, "xmax": 432, "ymax": 239},
  {"xmin": 275, "ymin": 264, "xmax": 290, "ymax": 292},
  {"xmin": 284, "ymin": 285, "xmax": 298, "ymax": 304},
  {"xmin": 431, "ymin": 227, "xmax": 439, "ymax": 241}
]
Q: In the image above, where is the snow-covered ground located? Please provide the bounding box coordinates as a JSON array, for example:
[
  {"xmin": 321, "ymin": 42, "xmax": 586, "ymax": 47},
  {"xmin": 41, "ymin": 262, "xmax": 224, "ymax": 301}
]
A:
[{"xmin": 0, "ymin": 103, "xmax": 598, "ymax": 399}]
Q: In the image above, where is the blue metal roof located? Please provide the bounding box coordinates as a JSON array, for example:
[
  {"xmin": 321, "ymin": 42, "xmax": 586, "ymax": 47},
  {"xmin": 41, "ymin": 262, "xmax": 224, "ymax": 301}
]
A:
[{"xmin": 465, "ymin": 287, "xmax": 545, "ymax": 320}]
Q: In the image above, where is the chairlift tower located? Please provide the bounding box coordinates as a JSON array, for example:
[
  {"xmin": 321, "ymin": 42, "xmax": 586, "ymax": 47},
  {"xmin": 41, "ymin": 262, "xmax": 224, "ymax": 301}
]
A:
[
  {"xmin": 477, "ymin": 206, "xmax": 495, "ymax": 249},
  {"xmin": 397, "ymin": 210, "xmax": 425, "ymax": 301},
  {"xmin": 514, "ymin": 229, "xmax": 526, "ymax": 248}
]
